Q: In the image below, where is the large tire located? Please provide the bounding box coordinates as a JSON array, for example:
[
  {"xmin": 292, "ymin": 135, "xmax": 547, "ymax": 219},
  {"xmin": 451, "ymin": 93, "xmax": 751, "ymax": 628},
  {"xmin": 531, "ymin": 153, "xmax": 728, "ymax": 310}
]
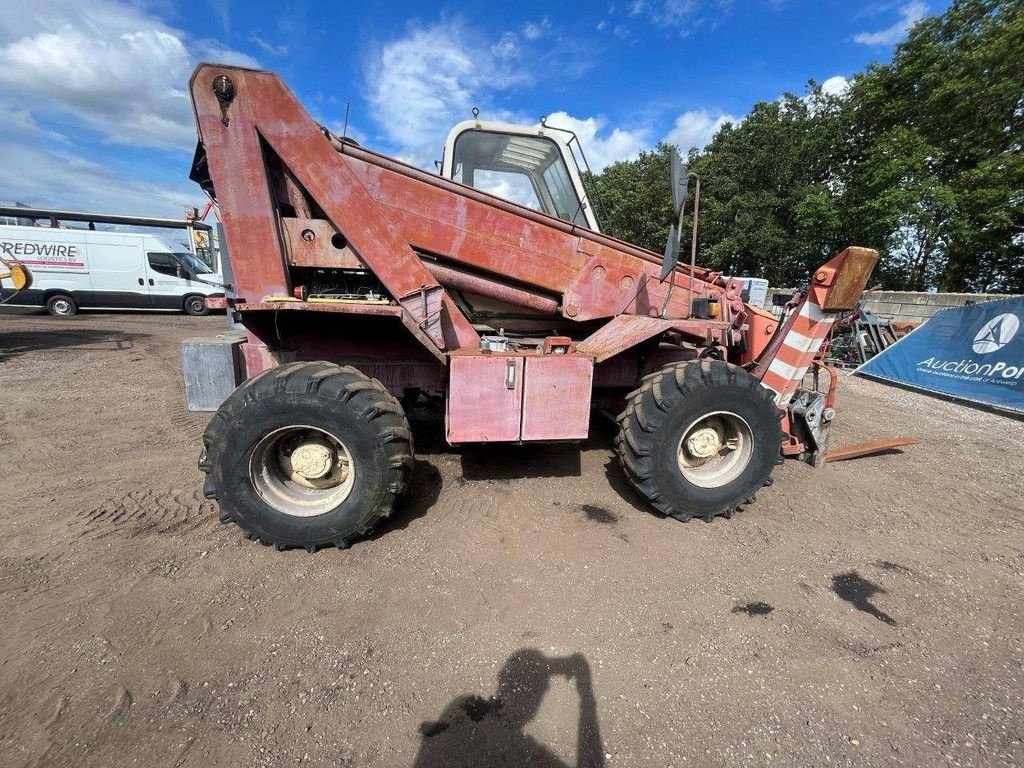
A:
[
  {"xmin": 615, "ymin": 360, "xmax": 783, "ymax": 522},
  {"xmin": 46, "ymin": 293, "xmax": 77, "ymax": 316},
  {"xmin": 200, "ymin": 361, "xmax": 414, "ymax": 551}
]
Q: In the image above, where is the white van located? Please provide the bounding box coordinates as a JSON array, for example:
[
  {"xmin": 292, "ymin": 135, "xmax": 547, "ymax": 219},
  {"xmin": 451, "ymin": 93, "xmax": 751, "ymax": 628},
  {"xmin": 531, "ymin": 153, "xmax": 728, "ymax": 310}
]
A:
[{"xmin": 0, "ymin": 225, "xmax": 225, "ymax": 316}]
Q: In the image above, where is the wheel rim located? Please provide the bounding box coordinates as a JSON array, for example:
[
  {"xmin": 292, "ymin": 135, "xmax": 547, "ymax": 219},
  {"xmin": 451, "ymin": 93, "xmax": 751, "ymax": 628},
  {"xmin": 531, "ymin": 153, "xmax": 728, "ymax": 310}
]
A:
[
  {"xmin": 676, "ymin": 411, "xmax": 754, "ymax": 489},
  {"xmin": 187, "ymin": 298, "xmax": 204, "ymax": 313},
  {"xmin": 249, "ymin": 425, "xmax": 356, "ymax": 517},
  {"xmin": 52, "ymin": 298, "xmax": 71, "ymax": 314}
]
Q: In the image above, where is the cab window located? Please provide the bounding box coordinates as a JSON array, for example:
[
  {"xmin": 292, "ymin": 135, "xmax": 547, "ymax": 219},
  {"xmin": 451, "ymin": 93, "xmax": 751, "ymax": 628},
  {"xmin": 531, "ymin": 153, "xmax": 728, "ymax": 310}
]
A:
[
  {"xmin": 452, "ymin": 130, "xmax": 589, "ymax": 227},
  {"xmin": 147, "ymin": 252, "xmax": 179, "ymax": 277},
  {"xmin": 472, "ymin": 169, "xmax": 542, "ymax": 210}
]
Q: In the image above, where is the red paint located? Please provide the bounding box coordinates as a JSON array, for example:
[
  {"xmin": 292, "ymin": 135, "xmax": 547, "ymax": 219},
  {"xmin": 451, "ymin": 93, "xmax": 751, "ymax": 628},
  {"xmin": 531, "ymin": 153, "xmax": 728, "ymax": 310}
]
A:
[
  {"xmin": 447, "ymin": 355, "xmax": 523, "ymax": 442},
  {"xmin": 521, "ymin": 355, "xmax": 594, "ymax": 440}
]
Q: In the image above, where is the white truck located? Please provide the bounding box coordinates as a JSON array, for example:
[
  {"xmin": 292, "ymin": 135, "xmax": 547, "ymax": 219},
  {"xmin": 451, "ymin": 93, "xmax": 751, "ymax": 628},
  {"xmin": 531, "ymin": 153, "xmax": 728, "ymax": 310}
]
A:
[{"xmin": 0, "ymin": 225, "xmax": 225, "ymax": 316}]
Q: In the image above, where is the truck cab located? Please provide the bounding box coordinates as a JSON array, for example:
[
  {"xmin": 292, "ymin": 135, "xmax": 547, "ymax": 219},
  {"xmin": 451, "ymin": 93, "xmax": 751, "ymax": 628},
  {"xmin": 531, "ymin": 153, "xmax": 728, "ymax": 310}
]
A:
[{"xmin": 442, "ymin": 118, "xmax": 601, "ymax": 232}]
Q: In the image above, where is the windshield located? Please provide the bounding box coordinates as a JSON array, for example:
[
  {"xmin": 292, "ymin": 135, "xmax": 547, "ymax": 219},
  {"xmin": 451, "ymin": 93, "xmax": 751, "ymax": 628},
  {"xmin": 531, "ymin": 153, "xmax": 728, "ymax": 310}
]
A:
[
  {"xmin": 174, "ymin": 251, "xmax": 214, "ymax": 274},
  {"xmin": 452, "ymin": 130, "xmax": 589, "ymax": 227}
]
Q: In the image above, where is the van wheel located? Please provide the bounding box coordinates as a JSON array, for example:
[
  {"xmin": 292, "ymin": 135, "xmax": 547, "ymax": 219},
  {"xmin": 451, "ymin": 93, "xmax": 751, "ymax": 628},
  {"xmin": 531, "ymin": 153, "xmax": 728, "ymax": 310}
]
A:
[
  {"xmin": 183, "ymin": 295, "xmax": 209, "ymax": 316},
  {"xmin": 46, "ymin": 294, "xmax": 77, "ymax": 317}
]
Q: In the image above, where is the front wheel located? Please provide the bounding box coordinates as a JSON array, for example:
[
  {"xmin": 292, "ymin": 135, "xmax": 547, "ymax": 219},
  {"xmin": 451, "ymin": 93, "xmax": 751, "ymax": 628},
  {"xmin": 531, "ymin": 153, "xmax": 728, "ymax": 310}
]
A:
[
  {"xmin": 183, "ymin": 295, "xmax": 209, "ymax": 316},
  {"xmin": 616, "ymin": 360, "xmax": 783, "ymax": 522},
  {"xmin": 199, "ymin": 362, "xmax": 414, "ymax": 551}
]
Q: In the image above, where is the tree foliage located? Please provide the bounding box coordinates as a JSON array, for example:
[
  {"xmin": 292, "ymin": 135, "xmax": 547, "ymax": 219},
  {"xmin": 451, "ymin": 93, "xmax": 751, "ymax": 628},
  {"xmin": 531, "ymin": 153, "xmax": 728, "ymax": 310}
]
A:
[{"xmin": 590, "ymin": 0, "xmax": 1024, "ymax": 292}]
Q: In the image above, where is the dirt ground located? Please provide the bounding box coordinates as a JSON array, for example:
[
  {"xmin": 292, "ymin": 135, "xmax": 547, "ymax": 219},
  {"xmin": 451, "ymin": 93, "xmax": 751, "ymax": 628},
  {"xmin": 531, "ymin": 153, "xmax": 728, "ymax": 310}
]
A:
[{"xmin": 1, "ymin": 307, "xmax": 1022, "ymax": 768}]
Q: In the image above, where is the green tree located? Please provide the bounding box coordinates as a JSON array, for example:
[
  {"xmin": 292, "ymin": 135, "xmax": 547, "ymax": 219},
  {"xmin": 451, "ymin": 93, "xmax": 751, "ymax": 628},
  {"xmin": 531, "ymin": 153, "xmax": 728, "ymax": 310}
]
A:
[
  {"xmin": 590, "ymin": 0, "xmax": 1023, "ymax": 292},
  {"xmin": 848, "ymin": 0, "xmax": 1024, "ymax": 292},
  {"xmin": 845, "ymin": 126, "xmax": 957, "ymax": 290},
  {"xmin": 688, "ymin": 89, "xmax": 848, "ymax": 287},
  {"xmin": 590, "ymin": 144, "xmax": 674, "ymax": 252}
]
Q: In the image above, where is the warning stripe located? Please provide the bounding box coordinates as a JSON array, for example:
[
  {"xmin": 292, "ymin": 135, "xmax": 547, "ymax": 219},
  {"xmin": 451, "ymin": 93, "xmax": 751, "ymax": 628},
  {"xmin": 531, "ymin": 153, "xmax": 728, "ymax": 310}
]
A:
[
  {"xmin": 760, "ymin": 297, "xmax": 837, "ymax": 404},
  {"xmin": 761, "ymin": 370, "xmax": 792, "ymax": 396},
  {"xmin": 773, "ymin": 341, "xmax": 819, "ymax": 371}
]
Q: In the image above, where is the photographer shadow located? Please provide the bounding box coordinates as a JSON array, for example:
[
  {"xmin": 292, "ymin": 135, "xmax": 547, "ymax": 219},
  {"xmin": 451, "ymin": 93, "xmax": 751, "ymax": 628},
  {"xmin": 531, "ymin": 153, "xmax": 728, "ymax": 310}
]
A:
[{"xmin": 413, "ymin": 649, "xmax": 604, "ymax": 768}]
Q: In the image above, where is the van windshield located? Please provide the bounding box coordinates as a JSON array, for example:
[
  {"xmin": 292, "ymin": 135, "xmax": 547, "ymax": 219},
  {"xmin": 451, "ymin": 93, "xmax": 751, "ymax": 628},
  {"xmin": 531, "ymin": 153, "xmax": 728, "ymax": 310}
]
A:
[{"xmin": 174, "ymin": 252, "xmax": 214, "ymax": 275}]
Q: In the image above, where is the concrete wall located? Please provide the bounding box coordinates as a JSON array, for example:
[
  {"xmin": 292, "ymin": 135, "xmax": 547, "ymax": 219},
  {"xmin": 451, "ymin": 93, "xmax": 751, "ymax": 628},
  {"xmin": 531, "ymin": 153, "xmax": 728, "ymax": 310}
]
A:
[{"xmin": 765, "ymin": 288, "xmax": 1021, "ymax": 324}]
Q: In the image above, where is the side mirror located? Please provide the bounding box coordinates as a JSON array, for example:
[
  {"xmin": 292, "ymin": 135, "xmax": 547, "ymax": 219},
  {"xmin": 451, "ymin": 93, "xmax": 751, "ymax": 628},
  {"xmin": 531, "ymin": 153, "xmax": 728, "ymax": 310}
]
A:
[
  {"xmin": 661, "ymin": 224, "xmax": 680, "ymax": 281},
  {"xmin": 670, "ymin": 147, "xmax": 689, "ymax": 217}
]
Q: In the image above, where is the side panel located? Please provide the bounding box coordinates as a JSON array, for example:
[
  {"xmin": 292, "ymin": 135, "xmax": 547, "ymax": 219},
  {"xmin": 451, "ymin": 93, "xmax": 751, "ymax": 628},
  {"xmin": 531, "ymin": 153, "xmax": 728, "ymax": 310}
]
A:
[
  {"xmin": 0, "ymin": 227, "xmax": 90, "ymax": 300},
  {"xmin": 447, "ymin": 355, "xmax": 523, "ymax": 443},
  {"xmin": 83, "ymin": 240, "xmax": 150, "ymax": 307},
  {"xmin": 521, "ymin": 356, "xmax": 594, "ymax": 441},
  {"xmin": 182, "ymin": 334, "xmax": 245, "ymax": 411}
]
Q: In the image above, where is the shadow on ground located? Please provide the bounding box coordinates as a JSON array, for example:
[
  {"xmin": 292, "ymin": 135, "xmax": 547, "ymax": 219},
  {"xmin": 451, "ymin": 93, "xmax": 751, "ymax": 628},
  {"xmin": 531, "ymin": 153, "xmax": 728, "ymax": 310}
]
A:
[
  {"xmin": 832, "ymin": 570, "xmax": 896, "ymax": 626},
  {"xmin": 413, "ymin": 648, "xmax": 605, "ymax": 768},
  {"xmin": 368, "ymin": 459, "xmax": 444, "ymax": 540},
  {"xmin": 0, "ymin": 328, "xmax": 146, "ymax": 362},
  {"xmin": 407, "ymin": 404, "xmax": 587, "ymax": 482}
]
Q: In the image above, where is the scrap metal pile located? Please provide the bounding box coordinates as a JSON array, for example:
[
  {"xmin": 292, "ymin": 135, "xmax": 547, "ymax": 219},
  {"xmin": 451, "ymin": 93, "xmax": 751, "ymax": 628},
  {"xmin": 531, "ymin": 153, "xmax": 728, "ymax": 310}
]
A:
[{"xmin": 827, "ymin": 299, "xmax": 916, "ymax": 367}]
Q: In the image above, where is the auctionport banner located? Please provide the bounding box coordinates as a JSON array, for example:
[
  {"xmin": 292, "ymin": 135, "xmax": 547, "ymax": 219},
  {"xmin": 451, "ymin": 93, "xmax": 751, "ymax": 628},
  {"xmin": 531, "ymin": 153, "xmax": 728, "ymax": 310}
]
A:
[{"xmin": 855, "ymin": 297, "xmax": 1024, "ymax": 415}]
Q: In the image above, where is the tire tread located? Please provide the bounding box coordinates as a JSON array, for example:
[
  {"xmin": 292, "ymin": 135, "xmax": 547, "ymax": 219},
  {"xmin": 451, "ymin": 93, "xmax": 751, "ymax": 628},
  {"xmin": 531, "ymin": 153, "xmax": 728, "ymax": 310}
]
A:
[
  {"xmin": 199, "ymin": 361, "xmax": 413, "ymax": 551},
  {"xmin": 614, "ymin": 360, "xmax": 781, "ymax": 523}
]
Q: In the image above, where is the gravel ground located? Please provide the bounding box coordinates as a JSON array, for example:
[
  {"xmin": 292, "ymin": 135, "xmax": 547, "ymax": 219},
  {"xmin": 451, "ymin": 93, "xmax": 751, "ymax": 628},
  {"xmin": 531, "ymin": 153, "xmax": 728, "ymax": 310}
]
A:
[{"xmin": 1, "ymin": 308, "xmax": 1022, "ymax": 768}]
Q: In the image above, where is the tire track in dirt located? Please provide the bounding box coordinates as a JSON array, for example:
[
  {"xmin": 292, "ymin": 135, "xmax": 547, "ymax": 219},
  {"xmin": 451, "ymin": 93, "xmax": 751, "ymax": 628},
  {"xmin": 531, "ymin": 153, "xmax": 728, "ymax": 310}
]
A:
[{"xmin": 74, "ymin": 488, "xmax": 216, "ymax": 541}]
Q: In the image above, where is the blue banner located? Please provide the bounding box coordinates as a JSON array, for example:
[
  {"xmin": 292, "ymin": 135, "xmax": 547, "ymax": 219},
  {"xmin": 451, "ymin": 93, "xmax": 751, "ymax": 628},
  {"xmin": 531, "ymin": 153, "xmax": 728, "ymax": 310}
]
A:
[{"xmin": 855, "ymin": 297, "xmax": 1024, "ymax": 415}]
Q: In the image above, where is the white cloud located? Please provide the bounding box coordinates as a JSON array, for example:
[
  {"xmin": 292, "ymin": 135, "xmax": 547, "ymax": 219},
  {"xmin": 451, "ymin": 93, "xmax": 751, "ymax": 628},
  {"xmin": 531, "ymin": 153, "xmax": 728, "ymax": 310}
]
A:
[
  {"xmin": 0, "ymin": 143, "xmax": 197, "ymax": 217},
  {"xmin": 542, "ymin": 112, "xmax": 650, "ymax": 171},
  {"xmin": 368, "ymin": 23, "xmax": 511, "ymax": 162},
  {"xmin": 0, "ymin": 102, "xmax": 69, "ymax": 142},
  {"xmin": 0, "ymin": 0, "xmax": 257, "ymax": 150},
  {"xmin": 663, "ymin": 109, "xmax": 736, "ymax": 152},
  {"xmin": 820, "ymin": 75, "xmax": 851, "ymax": 97},
  {"xmin": 491, "ymin": 31, "xmax": 521, "ymax": 60},
  {"xmin": 853, "ymin": 1, "xmax": 927, "ymax": 46},
  {"xmin": 626, "ymin": 0, "xmax": 733, "ymax": 35},
  {"xmin": 521, "ymin": 17, "xmax": 552, "ymax": 41},
  {"xmin": 366, "ymin": 19, "xmax": 593, "ymax": 165},
  {"xmin": 365, "ymin": 18, "xmax": 737, "ymax": 175},
  {"xmin": 249, "ymin": 33, "xmax": 288, "ymax": 57}
]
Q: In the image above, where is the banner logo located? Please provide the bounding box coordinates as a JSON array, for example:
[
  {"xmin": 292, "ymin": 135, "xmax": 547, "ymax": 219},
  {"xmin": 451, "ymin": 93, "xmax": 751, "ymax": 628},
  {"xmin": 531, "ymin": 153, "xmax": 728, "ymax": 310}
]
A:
[{"xmin": 972, "ymin": 313, "xmax": 1019, "ymax": 354}]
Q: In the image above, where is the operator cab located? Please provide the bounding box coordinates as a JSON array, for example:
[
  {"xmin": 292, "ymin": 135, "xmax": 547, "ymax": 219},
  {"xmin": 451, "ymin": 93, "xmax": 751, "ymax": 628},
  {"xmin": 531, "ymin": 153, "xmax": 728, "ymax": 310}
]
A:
[{"xmin": 442, "ymin": 119, "xmax": 601, "ymax": 232}]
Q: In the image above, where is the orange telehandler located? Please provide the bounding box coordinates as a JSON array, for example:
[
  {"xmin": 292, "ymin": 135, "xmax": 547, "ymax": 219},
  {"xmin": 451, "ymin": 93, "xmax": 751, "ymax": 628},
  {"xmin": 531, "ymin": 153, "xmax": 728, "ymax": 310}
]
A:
[{"xmin": 186, "ymin": 64, "xmax": 878, "ymax": 551}]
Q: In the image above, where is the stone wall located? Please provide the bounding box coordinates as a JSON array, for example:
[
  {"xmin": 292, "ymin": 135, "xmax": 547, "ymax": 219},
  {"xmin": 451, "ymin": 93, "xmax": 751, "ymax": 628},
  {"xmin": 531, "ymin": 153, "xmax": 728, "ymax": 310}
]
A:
[{"xmin": 764, "ymin": 288, "xmax": 1020, "ymax": 324}]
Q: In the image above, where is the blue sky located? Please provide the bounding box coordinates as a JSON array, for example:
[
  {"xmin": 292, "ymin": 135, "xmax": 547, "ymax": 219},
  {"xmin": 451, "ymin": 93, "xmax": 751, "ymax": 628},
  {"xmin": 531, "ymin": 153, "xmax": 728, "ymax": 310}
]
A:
[{"xmin": 0, "ymin": 0, "xmax": 946, "ymax": 218}]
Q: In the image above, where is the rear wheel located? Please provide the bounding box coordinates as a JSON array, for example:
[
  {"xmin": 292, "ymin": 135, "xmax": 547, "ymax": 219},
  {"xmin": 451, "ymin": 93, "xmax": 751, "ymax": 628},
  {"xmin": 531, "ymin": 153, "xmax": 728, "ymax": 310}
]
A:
[
  {"xmin": 615, "ymin": 360, "xmax": 782, "ymax": 522},
  {"xmin": 200, "ymin": 362, "xmax": 414, "ymax": 551},
  {"xmin": 46, "ymin": 293, "xmax": 77, "ymax": 317},
  {"xmin": 183, "ymin": 294, "xmax": 209, "ymax": 316}
]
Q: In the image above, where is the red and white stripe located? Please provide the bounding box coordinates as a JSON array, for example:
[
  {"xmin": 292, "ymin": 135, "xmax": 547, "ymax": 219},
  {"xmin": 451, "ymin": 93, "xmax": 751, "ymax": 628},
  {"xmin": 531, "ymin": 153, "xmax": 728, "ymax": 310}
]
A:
[{"xmin": 760, "ymin": 299, "xmax": 836, "ymax": 404}]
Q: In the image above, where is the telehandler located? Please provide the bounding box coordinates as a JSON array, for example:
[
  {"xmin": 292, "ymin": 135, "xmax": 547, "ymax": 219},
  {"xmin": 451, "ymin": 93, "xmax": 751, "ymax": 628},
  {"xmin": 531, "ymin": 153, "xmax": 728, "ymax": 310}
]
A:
[{"xmin": 187, "ymin": 64, "xmax": 878, "ymax": 551}]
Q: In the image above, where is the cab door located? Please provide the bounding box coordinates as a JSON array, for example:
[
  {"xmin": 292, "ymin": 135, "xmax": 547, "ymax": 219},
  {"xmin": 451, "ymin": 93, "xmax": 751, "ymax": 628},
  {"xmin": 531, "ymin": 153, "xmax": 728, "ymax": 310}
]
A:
[{"xmin": 146, "ymin": 252, "xmax": 190, "ymax": 309}]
